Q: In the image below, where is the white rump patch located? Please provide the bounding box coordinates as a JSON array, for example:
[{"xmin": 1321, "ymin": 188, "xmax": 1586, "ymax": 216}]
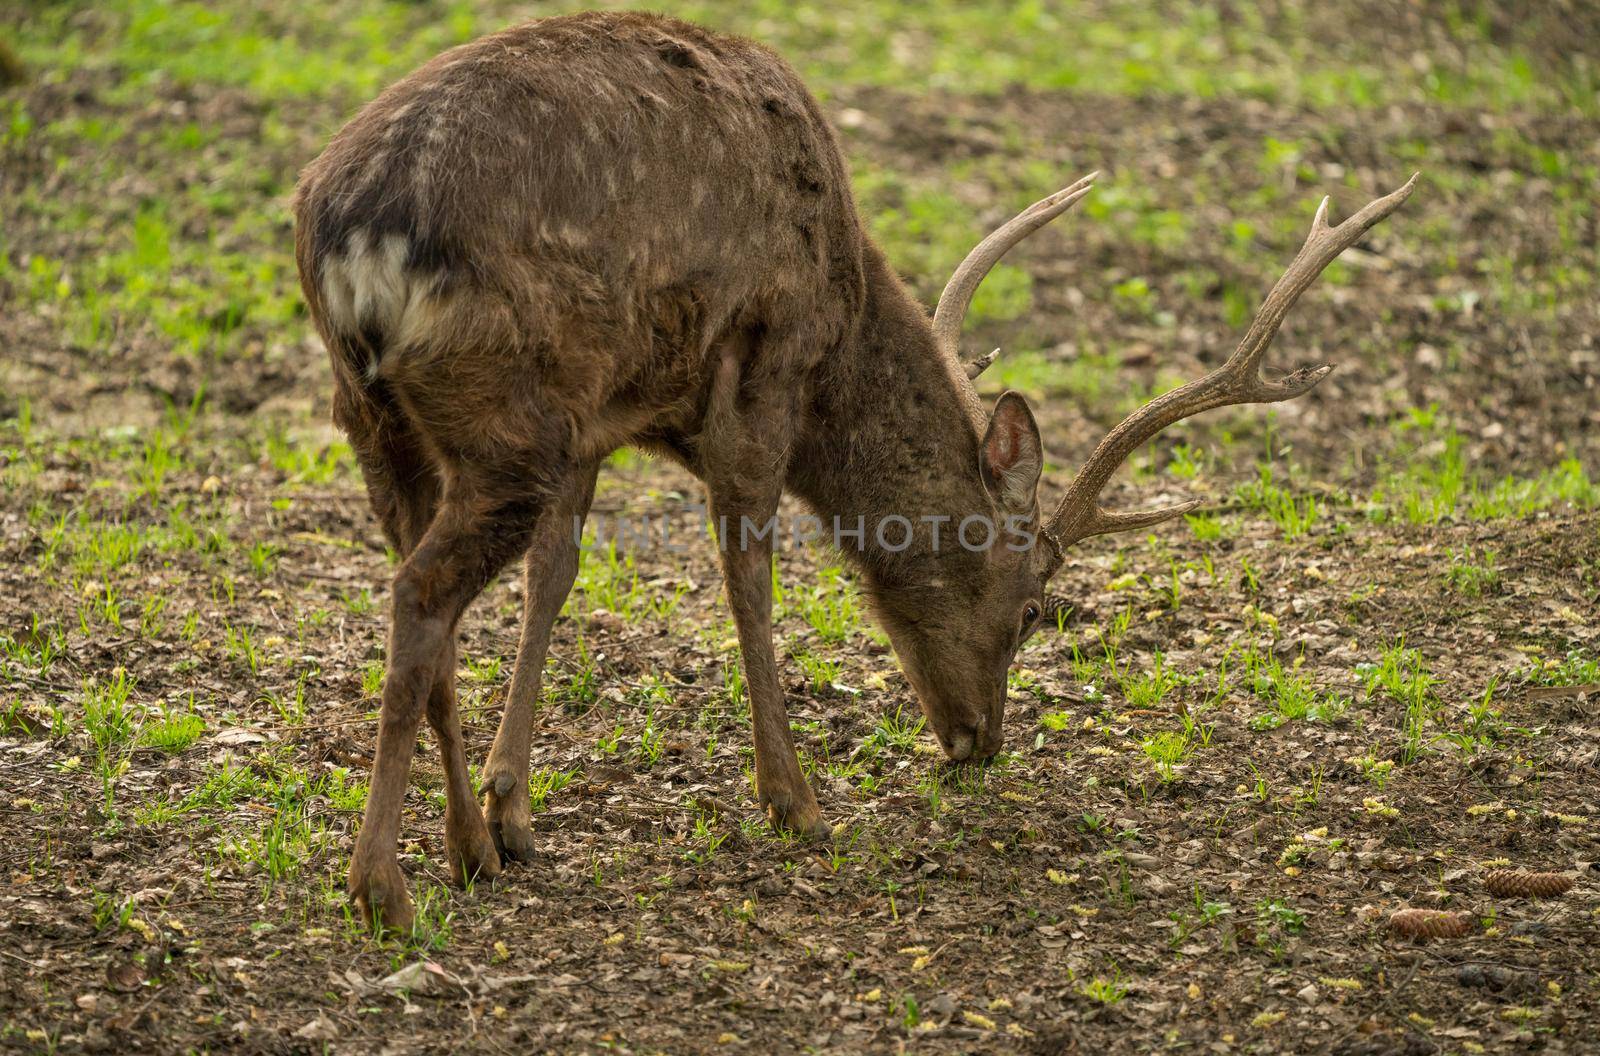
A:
[{"xmin": 319, "ymin": 231, "xmax": 444, "ymax": 380}]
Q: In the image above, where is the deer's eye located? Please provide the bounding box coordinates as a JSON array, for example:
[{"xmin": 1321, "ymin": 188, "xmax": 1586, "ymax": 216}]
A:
[{"xmin": 1021, "ymin": 603, "xmax": 1040, "ymax": 633}]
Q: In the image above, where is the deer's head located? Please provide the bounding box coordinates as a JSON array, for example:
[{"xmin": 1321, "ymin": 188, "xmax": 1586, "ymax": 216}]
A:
[{"xmin": 880, "ymin": 170, "xmax": 1417, "ymax": 762}]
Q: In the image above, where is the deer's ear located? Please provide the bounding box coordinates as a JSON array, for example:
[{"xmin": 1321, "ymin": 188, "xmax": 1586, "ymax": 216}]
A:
[{"xmin": 979, "ymin": 391, "xmax": 1044, "ymax": 514}]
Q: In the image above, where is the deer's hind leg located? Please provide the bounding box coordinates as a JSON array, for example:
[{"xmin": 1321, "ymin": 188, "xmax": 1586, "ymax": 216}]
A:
[
  {"xmin": 482, "ymin": 459, "xmax": 599, "ymax": 862},
  {"xmin": 338, "ymin": 375, "xmax": 561, "ymax": 929}
]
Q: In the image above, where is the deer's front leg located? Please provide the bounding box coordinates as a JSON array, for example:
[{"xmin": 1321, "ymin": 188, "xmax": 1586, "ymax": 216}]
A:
[
  {"xmin": 701, "ymin": 341, "xmax": 829, "ymax": 838},
  {"xmin": 710, "ymin": 493, "xmax": 830, "ymax": 839}
]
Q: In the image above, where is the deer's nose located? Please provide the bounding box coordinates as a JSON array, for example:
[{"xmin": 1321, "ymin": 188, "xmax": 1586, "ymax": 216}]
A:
[{"xmin": 947, "ymin": 727, "xmax": 976, "ymax": 761}]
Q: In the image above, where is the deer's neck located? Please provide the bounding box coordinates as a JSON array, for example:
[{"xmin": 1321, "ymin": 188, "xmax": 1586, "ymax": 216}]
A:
[{"xmin": 788, "ymin": 246, "xmax": 991, "ymax": 587}]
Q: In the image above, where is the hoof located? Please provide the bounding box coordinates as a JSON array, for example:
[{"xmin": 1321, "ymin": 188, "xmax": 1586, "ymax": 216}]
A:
[
  {"xmin": 483, "ymin": 770, "xmax": 538, "ymax": 864},
  {"xmin": 447, "ymin": 808, "xmax": 504, "ymax": 887},
  {"xmin": 764, "ymin": 792, "xmax": 833, "ymax": 841},
  {"xmin": 349, "ymin": 858, "xmax": 415, "ymax": 933},
  {"xmin": 487, "ymin": 815, "xmax": 538, "ymax": 864}
]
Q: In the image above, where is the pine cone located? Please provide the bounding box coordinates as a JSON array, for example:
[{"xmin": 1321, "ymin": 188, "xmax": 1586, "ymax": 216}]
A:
[
  {"xmin": 1389, "ymin": 908, "xmax": 1475, "ymax": 941},
  {"xmin": 1484, "ymin": 870, "xmax": 1574, "ymax": 898}
]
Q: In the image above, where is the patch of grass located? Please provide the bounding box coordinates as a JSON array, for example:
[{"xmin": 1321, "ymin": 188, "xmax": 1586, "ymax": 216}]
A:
[
  {"xmin": 140, "ymin": 700, "xmax": 205, "ymax": 753},
  {"xmin": 529, "ymin": 768, "xmax": 576, "ymax": 812},
  {"xmin": 856, "ymin": 168, "xmax": 1031, "ymax": 328},
  {"xmin": 223, "ymin": 622, "xmax": 264, "ymax": 674},
  {"xmin": 0, "ymin": 617, "xmax": 65, "ymax": 675},
  {"xmin": 400, "ymin": 882, "xmax": 455, "ymax": 954},
  {"xmin": 575, "ymin": 540, "xmax": 687, "ymax": 623},
  {"xmin": 795, "ymin": 649, "xmax": 842, "ymax": 695},
  {"xmin": 259, "ymin": 429, "xmax": 352, "ymax": 486},
  {"xmin": 790, "ymin": 566, "xmax": 862, "ymax": 645},
  {"xmin": 1359, "ymin": 643, "xmax": 1442, "ymax": 763},
  {"xmin": 261, "ymin": 676, "xmax": 309, "ymax": 726},
  {"xmin": 135, "ymin": 755, "xmax": 258, "ymax": 825},
  {"xmin": 1444, "ymin": 547, "xmax": 1500, "ymax": 596},
  {"xmin": 1168, "ymin": 889, "xmax": 1233, "ymax": 949},
  {"xmin": 633, "ymin": 707, "xmax": 665, "ymax": 768},
  {"xmin": 1140, "ymin": 729, "xmax": 1193, "ymax": 783},
  {"xmin": 324, "ymin": 768, "xmax": 369, "ymax": 812},
  {"xmin": 23, "ymin": 0, "xmax": 483, "ymax": 105},
  {"xmin": 23, "ymin": 0, "xmax": 1595, "ymax": 118},
  {"xmin": 683, "ymin": 811, "xmax": 730, "ymax": 865},
  {"xmin": 1255, "ymin": 898, "xmax": 1306, "ymax": 937},
  {"xmin": 246, "ymin": 540, "xmax": 280, "ymax": 576},
  {"xmin": 342, "ymin": 587, "xmax": 376, "ymax": 615},
  {"xmin": 549, "ymin": 636, "xmax": 602, "ymax": 713},
  {"xmin": 1369, "ymin": 414, "xmax": 1599, "ymax": 524},
  {"xmin": 82, "ymin": 669, "xmax": 139, "ymax": 755},
  {"xmin": 1246, "ymin": 654, "xmax": 1349, "ymax": 730},
  {"xmin": 1040, "ymin": 709, "xmax": 1074, "ymax": 732},
  {"xmin": 1234, "ymin": 462, "xmax": 1318, "ymax": 541},
  {"xmin": 1184, "ymin": 511, "xmax": 1229, "ymax": 543},
  {"xmin": 988, "ymin": 347, "xmax": 1128, "ymax": 412},
  {"xmin": 46, "ymin": 515, "xmax": 146, "ymax": 579},
  {"xmin": 221, "ymin": 786, "xmax": 331, "ymax": 890},
  {"xmin": 360, "ymin": 658, "xmax": 385, "ymax": 698},
  {"xmin": 1118, "ymin": 651, "xmax": 1183, "ymax": 709},
  {"xmin": 464, "ymin": 654, "xmax": 503, "ymax": 685},
  {"xmin": 1078, "ymin": 969, "xmax": 1128, "ymax": 1006},
  {"xmin": 1439, "ymin": 678, "xmax": 1509, "ymax": 758},
  {"xmin": 1166, "ymin": 444, "xmax": 1205, "ymax": 480},
  {"xmin": 90, "ymin": 889, "xmax": 137, "ymax": 935},
  {"xmin": 1518, "ymin": 649, "xmax": 1599, "ymax": 688}
]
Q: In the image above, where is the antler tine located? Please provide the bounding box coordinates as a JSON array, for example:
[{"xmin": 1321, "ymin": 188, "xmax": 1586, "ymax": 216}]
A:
[
  {"xmin": 1044, "ymin": 174, "xmax": 1418, "ymax": 553},
  {"xmin": 934, "ymin": 171, "xmax": 1098, "ymax": 371},
  {"xmin": 1225, "ymin": 173, "xmax": 1420, "ymax": 398},
  {"xmin": 964, "ymin": 348, "xmax": 1000, "ymax": 380}
]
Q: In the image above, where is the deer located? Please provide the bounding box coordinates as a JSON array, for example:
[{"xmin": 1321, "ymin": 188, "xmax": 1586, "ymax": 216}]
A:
[{"xmin": 292, "ymin": 10, "xmax": 1415, "ymax": 930}]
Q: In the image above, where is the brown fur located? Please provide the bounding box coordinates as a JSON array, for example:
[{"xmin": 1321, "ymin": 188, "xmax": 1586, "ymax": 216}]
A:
[{"xmin": 294, "ymin": 12, "xmax": 1052, "ymax": 931}]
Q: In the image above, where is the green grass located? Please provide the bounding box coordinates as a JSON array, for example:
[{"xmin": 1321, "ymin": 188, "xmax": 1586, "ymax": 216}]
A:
[
  {"xmin": 1359, "ymin": 643, "xmax": 1442, "ymax": 763},
  {"xmin": 140, "ymin": 706, "xmax": 205, "ymax": 753},
  {"xmin": 259, "ymin": 429, "xmax": 353, "ymax": 486},
  {"xmin": 1140, "ymin": 729, "xmax": 1194, "ymax": 783},
  {"xmin": 795, "ymin": 650, "xmax": 843, "ymax": 695},
  {"xmin": 1234, "ymin": 462, "xmax": 1319, "ymax": 541},
  {"xmin": 1079, "ymin": 970, "xmax": 1129, "ymax": 1006},
  {"xmin": 574, "ymin": 540, "xmax": 688, "ymax": 623},
  {"xmin": 1444, "ymin": 547, "xmax": 1500, "ymax": 596},
  {"xmin": 1519, "ymin": 649, "xmax": 1599, "ymax": 688},
  {"xmin": 1, "ymin": 3, "xmax": 1597, "ymax": 1034},
  {"xmin": 1118, "ymin": 652, "xmax": 1181, "ymax": 709},
  {"xmin": 787, "ymin": 566, "xmax": 863, "ymax": 645},
  {"xmin": 82, "ymin": 670, "xmax": 139, "ymax": 754},
  {"xmin": 856, "ymin": 168, "xmax": 1031, "ymax": 331},
  {"xmin": 23, "ymin": 0, "xmax": 1592, "ymax": 114},
  {"xmin": 8, "ymin": 6, "xmax": 1596, "ymax": 514},
  {"xmin": 21, "ymin": 1, "xmax": 482, "ymax": 105},
  {"xmin": 529, "ymin": 767, "xmax": 576, "ymax": 812},
  {"xmin": 1246, "ymin": 654, "xmax": 1350, "ymax": 731},
  {"xmin": 1369, "ymin": 414, "xmax": 1599, "ymax": 525}
]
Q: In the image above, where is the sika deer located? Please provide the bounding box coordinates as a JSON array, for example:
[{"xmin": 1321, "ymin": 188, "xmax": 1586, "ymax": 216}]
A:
[{"xmin": 293, "ymin": 11, "xmax": 1415, "ymax": 930}]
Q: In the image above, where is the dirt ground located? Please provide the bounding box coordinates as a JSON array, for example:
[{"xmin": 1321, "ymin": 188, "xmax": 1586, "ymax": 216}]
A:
[{"xmin": 3, "ymin": 2, "xmax": 1599, "ymax": 1054}]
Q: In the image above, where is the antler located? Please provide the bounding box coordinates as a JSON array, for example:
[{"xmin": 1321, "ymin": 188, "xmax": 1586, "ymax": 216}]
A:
[
  {"xmin": 934, "ymin": 172, "xmax": 1098, "ymax": 377},
  {"xmin": 1044, "ymin": 174, "xmax": 1419, "ymax": 552}
]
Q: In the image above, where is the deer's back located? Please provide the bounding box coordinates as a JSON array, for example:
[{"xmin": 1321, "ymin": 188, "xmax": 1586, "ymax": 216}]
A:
[{"xmin": 294, "ymin": 12, "xmax": 865, "ymax": 449}]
